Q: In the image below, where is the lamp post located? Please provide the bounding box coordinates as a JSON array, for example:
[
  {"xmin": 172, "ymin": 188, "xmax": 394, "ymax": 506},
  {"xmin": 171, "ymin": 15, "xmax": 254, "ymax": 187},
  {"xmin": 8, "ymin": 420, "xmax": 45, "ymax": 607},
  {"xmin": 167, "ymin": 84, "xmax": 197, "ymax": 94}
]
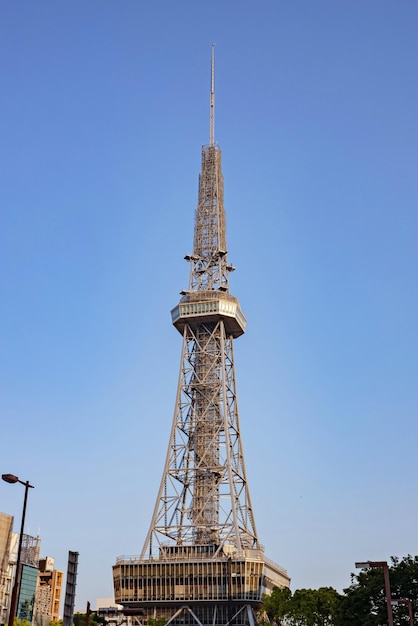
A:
[
  {"xmin": 392, "ymin": 599, "xmax": 414, "ymax": 626},
  {"xmin": 355, "ymin": 561, "xmax": 394, "ymax": 626},
  {"xmin": 2, "ymin": 474, "xmax": 34, "ymax": 626}
]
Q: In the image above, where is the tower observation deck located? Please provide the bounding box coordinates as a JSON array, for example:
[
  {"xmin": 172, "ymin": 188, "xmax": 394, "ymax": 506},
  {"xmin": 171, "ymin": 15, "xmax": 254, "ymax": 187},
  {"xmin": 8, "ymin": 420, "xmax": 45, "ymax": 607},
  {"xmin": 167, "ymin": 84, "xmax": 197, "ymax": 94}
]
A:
[{"xmin": 112, "ymin": 47, "xmax": 290, "ymax": 626}]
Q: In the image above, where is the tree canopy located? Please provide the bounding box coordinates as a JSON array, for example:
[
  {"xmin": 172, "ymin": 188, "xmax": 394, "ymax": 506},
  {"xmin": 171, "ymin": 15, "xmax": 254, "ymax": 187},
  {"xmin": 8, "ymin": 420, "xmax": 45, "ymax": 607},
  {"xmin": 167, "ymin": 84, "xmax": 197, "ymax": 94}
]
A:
[
  {"xmin": 262, "ymin": 585, "xmax": 339, "ymax": 625},
  {"xmin": 339, "ymin": 555, "xmax": 418, "ymax": 625},
  {"xmin": 262, "ymin": 555, "xmax": 418, "ymax": 626},
  {"xmin": 73, "ymin": 613, "xmax": 106, "ymax": 626}
]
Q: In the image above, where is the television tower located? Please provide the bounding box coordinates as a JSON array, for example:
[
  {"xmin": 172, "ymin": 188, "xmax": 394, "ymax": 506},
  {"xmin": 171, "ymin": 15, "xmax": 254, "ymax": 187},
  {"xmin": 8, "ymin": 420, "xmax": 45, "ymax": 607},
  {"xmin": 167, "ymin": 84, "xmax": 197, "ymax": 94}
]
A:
[{"xmin": 113, "ymin": 46, "xmax": 290, "ymax": 626}]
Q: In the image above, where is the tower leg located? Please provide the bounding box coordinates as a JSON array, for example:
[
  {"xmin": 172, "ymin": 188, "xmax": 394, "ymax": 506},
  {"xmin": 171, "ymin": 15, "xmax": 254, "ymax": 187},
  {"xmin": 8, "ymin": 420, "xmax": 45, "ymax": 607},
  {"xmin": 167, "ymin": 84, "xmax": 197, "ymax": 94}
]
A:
[{"xmin": 246, "ymin": 605, "xmax": 256, "ymax": 626}]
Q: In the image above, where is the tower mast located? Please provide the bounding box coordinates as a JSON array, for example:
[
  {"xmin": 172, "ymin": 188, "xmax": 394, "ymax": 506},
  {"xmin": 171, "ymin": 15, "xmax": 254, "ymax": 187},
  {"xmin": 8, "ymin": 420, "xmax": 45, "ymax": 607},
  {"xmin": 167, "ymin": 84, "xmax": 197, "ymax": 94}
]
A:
[
  {"xmin": 113, "ymin": 49, "xmax": 289, "ymax": 626},
  {"xmin": 210, "ymin": 43, "xmax": 215, "ymax": 146}
]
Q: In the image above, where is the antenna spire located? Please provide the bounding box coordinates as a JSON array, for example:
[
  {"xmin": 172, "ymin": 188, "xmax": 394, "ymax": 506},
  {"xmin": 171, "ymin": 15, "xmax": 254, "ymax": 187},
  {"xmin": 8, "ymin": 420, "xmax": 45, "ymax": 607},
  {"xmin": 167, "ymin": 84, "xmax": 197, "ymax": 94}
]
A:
[{"xmin": 210, "ymin": 44, "xmax": 215, "ymax": 146}]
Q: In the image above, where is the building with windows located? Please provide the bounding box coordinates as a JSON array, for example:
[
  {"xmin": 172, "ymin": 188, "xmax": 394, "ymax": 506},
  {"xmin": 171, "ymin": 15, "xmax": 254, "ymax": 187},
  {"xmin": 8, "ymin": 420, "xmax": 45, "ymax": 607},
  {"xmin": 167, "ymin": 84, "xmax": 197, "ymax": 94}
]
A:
[
  {"xmin": 1, "ymin": 511, "xmax": 62, "ymax": 626},
  {"xmin": 0, "ymin": 513, "xmax": 13, "ymax": 626},
  {"xmin": 15, "ymin": 534, "xmax": 41, "ymax": 623},
  {"xmin": 18, "ymin": 564, "xmax": 39, "ymax": 622},
  {"xmin": 96, "ymin": 598, "xmax": 123, "ymax": 626},
  {"xmin": 0, "ymin": 522, "xmax": 53, "ymax": 626},
  {"xmin": 34, "ymin": 557, "xmax": 64, "ymax": 625}
]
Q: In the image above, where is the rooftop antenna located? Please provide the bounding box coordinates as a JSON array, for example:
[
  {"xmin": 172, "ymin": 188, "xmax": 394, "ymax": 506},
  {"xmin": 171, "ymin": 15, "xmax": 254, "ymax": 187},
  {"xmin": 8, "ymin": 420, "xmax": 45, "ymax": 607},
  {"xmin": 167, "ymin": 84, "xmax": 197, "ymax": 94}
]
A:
[{"xmin": 210, "ymin": 43, "xmax": 215, "ymax": 146}]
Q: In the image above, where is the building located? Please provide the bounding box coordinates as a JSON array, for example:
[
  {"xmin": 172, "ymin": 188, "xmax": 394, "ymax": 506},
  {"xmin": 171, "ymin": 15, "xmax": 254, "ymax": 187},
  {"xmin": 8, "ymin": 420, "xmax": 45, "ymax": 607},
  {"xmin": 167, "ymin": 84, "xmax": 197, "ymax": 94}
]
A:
[
  {"xmin": 96, "ymin": 598, "xmax": 122, "ymax": 626},
  {"xmin": 16, "ymin": 534, "xmax": 41, "ymax": 623},
  {"xmin": 62, "ymin": 550, "xmax": 78, "ymax": 626},
  {"xmin": 0, "ymin": 519, "xmax": 62, "ymax": 626},
  {"xmin": 0, "ymin": 530, "xmax": 40, "ymax": 625},
  {"xmin": 33, "ymin": 557, "xmax": 64, "ymax": 625},
  {"xmin": 112, "ymin": 48, "xmax": 290, "ymax": 626},
  {"xmin": 0, "ymin": 508, "xmax": 63, "ymax": 626},
  {"xmin": 18, "ymin": 564, "xmax": 39, "ymax": 622},
  {"xmin": 0, "ymin": 513, "xmax": 13, "ymax": 626}
]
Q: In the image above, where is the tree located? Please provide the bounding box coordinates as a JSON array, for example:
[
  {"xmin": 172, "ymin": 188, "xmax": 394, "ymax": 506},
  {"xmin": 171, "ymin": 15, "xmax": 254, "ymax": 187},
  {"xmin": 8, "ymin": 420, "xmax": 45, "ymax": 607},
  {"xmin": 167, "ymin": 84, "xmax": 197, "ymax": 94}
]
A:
[
  {"xmin": 73, "ymin": 613, "xmax": 106, "ymax": 626},
  {"xmin": 290, "ymin": 588, "xmax": 340, "ymax": 626},
  {"xmin": 262, "ymin": 555, "xmax": 418, "ymax": 626},
  {"xmin": 262, "ymin": 586, "xmax": 340, "ymax": 626},
  {"xmin": 314, "ymin": 587, "xmax": 340, "ymax": 626},
  {"xmin": 290, "ymin": 588, "xmax": 319, "ymax": 626},
  {"xmin": 337, "ymin": 555, "xmax": 418, "ymax": 626},
  {"xmin": 147, "ymin": 619, "xmax": 167, "ymax": 626},
  {"xmin": 263, "ymin": 586, "xmax": 292, "ymax": 624}
]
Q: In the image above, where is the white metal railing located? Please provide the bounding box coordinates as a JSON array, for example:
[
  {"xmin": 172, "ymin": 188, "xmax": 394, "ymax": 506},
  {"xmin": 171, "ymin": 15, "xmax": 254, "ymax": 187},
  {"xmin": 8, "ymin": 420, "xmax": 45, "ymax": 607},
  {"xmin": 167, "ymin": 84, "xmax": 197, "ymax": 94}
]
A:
[
  {"xmin": 115, "ymin": 549, "xmax": 285, "ymax": 570},
  {"xmin": 263, "ymin": 554, "xmax": 289, "ymax": 576}
]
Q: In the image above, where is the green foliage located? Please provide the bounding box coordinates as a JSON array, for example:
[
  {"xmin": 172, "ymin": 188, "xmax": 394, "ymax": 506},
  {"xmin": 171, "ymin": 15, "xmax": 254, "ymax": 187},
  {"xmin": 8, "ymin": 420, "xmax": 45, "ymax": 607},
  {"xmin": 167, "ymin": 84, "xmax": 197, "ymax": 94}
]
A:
[
  {"xmin": 147, "ymin": 619, "xmax": 167, "ymax": 626},
  {"xmin": 73, "ymin": 612, "xmax": 107, "ymax": 626},
  {"xmin": 263, "ymin": 555, "xmax": 418, "ymax": 626},
  {"xmin": 73, "ymin": 614, "xmax": 85, "ymax": 626},
  {"xmin": 338, "ymin": 555, "xmax": 418, "ymax": 626},
  {"xmin": 15, "ymin": 620, "xmax": 32, "ymax": 626},
  {"xmin": 262, "ymin": 586, "xmax": 340, "ymax": 625},
  {"xmin": 263, "ymin": 586, "xmax": 292, "ymax": 624},
  {"xmin": 261, "ymin": 556, "xmax": 418, "ymax": 625}
]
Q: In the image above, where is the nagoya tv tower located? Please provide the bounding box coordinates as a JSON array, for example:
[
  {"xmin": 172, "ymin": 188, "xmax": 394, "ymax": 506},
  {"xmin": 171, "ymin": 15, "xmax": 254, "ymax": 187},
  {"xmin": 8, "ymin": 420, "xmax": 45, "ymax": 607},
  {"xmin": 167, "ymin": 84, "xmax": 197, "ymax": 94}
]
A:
[{"xmin": 113, "ymin": 47, "xmax": 290, "ymax": 626}]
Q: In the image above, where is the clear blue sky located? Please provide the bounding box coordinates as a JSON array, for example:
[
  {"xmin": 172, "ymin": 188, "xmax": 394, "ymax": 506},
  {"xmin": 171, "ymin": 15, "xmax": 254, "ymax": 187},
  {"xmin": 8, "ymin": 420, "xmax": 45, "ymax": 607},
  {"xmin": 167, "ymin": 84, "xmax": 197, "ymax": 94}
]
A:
[{"xmin": 1, "ymin": 0, "xmax": 417, "ymax": 612}]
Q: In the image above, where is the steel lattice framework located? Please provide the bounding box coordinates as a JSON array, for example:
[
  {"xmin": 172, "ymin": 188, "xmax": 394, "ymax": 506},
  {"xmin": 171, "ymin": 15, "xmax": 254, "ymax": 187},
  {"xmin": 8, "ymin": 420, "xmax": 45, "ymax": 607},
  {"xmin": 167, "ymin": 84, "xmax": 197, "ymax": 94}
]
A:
[
  {"xmin": 140, "ymin": 137, "xmax": 257, "ymax": 560},
  {"xmin": 141, "ymin": 315, "xmax": 258, "ymax": 557},
  {"xmin": 113, "ymin": 47, "xmax": 289, "ymax": 626}
]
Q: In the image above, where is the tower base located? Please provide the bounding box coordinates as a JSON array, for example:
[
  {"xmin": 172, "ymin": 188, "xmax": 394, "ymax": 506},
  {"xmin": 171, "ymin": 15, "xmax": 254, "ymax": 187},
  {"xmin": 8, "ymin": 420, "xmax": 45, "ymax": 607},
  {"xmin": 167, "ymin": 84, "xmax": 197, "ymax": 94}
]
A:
[
  {"xmin": 113, "ymin": 546, "xmax": 289, "ymax": 626},
  {"xmin": 121, "ymin": 602, "xmax": 258, "ymax": 626}
]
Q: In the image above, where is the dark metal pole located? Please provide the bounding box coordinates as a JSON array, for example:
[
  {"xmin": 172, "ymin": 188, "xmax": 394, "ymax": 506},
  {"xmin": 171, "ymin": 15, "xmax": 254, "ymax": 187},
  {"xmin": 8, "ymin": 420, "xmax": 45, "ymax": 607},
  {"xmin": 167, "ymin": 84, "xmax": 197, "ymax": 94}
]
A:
[
  {"xmin": 6, "ymin": 480, "xmax": 33, "ymax": 626},
  {"xmin": 85, "ymin": 601, "xmax": 91, "ymax": 626},
  {"xmin": 408, "ymin": 600, "xmax": 414, "ymax": 626},
  {"xmin": 382, "ymin": 562, "xmax": 394, "ymax": 626},
  {"xmin": 400, "ymin": 599, "xmax": 414, "ymax": 626}
]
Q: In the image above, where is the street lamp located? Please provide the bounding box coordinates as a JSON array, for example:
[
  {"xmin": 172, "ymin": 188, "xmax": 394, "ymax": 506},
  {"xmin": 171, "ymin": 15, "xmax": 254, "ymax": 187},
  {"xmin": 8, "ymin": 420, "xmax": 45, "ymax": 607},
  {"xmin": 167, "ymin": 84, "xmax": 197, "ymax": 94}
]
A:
[
  {"xmin": 2, "ymin": 474, "xmax": 34, "ymax": 626},
  {"xmin": 391, "ymin": 599, "xmax": 414, "ymax": 626},
  {"xmin": 355, "ymin": 561, "xmax": 394, "ymax": 626}
]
